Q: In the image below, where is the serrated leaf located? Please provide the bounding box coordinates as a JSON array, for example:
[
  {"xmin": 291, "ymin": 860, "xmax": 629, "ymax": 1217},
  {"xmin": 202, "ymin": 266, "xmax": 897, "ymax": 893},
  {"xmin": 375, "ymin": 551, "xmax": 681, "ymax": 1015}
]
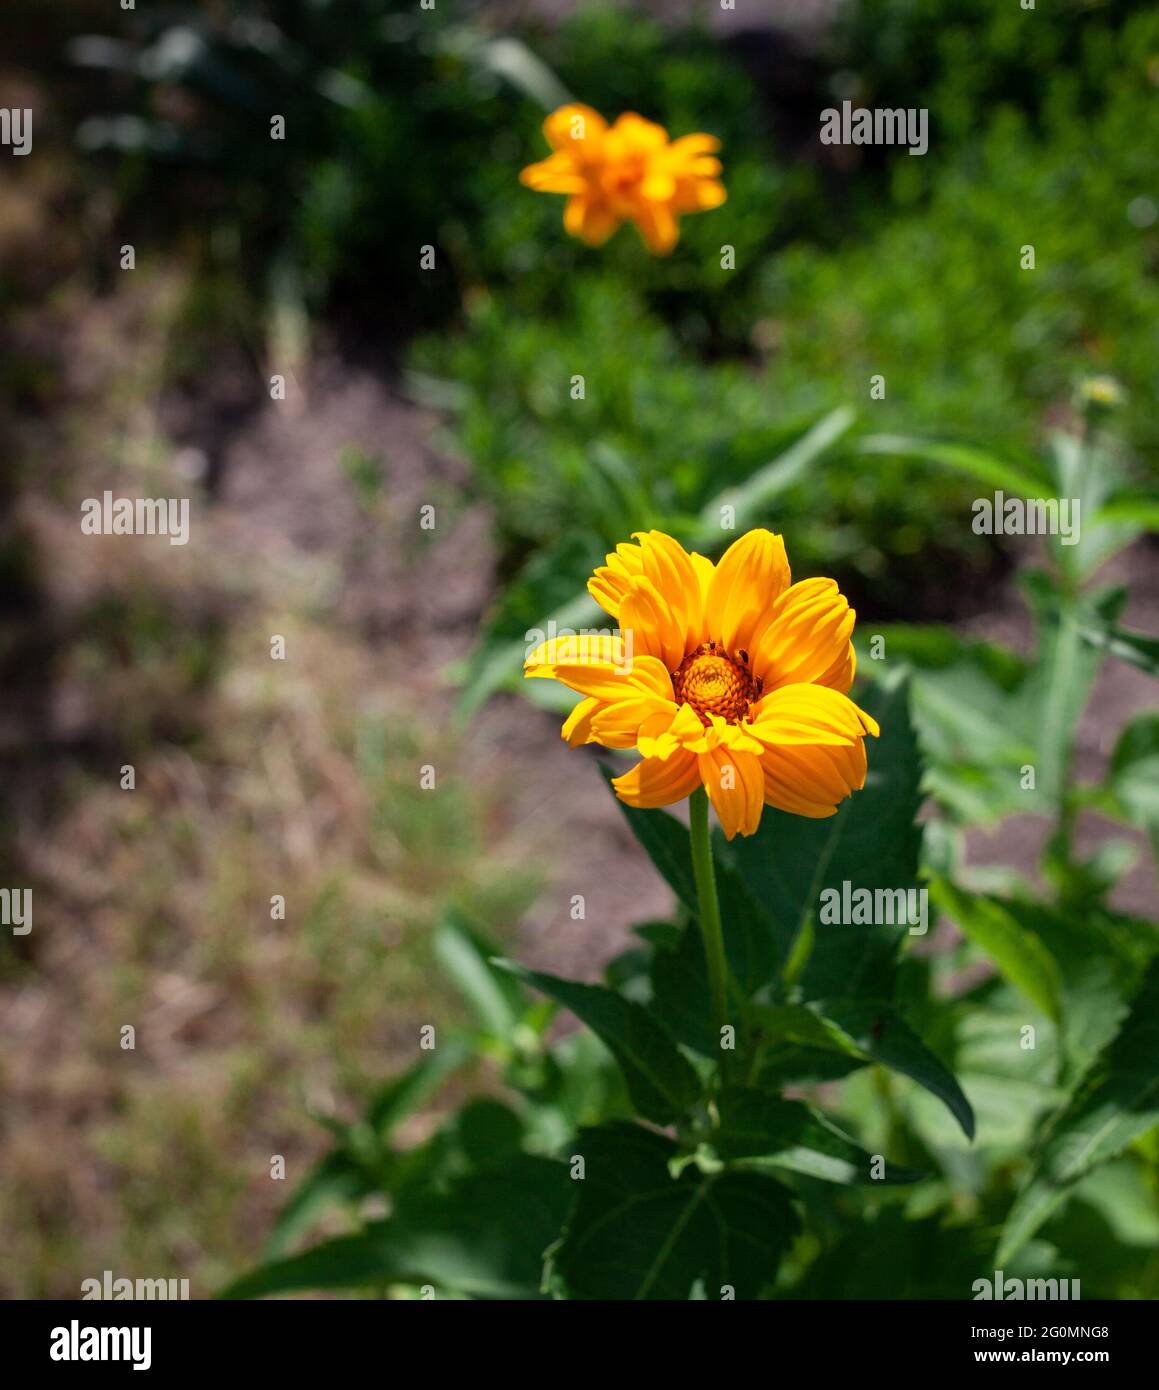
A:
[
  {"xmin": 223, "ymin": 1154, "xmax": 571, "ymax": 1300},
  {"xmin": 750, "ymin": 999, "xmax": 973, "ymax": 1138},
  {"xmin": 817, "ymin": 999, "xmax": 977, "ymax": 1140},
  {"xmin": 997, "ymin": 960, "xmax": 1159, "ymax": 1264},
  {"xmin": 721, "ymin": 676, "xmax": 924, "ymax": 1000},
  {"xmin": 931, "ymin": 880, "xmax": 1063, "ymax": 1021},
  {"xmin": 1104, "ymin": 714, "xmax": 1159, "ymax": 842},
  {"xmin": 554, "ymin": 1123, "xmax": 799, "ymax": 1299},
  {"xmin": 749, "ymin": 1003, "xmax": 866, "ymax": 1057},
  {"xmin": 1010, "ymin": 900, "xmax": 1154, "ymax": 1085},
  {"xmin": 493, "ymin": 961, "xmax": 701, "ymax": 1124},
  {"xmin": 606, "ymin": 773, "xmax": 778, "ymax": 1006},
  {"xmin": 713, "ymin": 1088, "xmax": 924, "ymax": 1186},
  {"xmin": 795, "ymin": 1207, "xmax": 992, "ymax": 1299}
]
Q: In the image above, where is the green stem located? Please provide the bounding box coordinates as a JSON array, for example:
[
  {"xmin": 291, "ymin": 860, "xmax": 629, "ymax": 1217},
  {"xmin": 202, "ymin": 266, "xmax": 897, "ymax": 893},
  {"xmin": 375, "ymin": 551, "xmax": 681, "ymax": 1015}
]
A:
[{"xmin": 689, "ymin": 788, "xmax": 729, "ymax": 1072}]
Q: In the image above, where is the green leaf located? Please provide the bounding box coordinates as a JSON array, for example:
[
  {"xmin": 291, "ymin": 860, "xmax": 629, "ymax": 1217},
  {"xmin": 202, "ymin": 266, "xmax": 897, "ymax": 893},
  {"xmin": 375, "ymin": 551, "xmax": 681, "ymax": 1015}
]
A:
[
  {"xmin": 433, "ymin": 911, "xmax": 525, "ymax": 1039},
  {"xmin": 221, "ymin": 1228, "xmax": 403, "ymax": 1300},
  {"xmin": 1101, "ymin": 713, "xmax": 1159, "ymax": 867},
  {"xmin": 605, "ymin": 769, "xmax": 778, "ymax": 1009},
  {"xmin": 817, "ymin": 999, "xmax": 977, "ymax": 1141},
  {"xmin": 1001, "ymin": 899, "xmax": 1154, "ymax": 1085},
  {"xmin": 698, "ymin": 406, "xmax": 856, "ymax": 536},
  {"xmin": 1090, "ymin": 495, "xmax": 1159, "ymax": 531},
  {"xmin": 553, "ymin": 1123, "xmax": 799, "ymax": 1299},
  {"xmin": 1078, "ymin": 621, "xmax": 1159, "ymax": 678},
  {"xmin": 997, "ymin": 960, "xmax": 1159, "ymax": 1264},
  {"xmin": 877, "ymin": 633, "xmax": 1034, "ymax": 825},
  {"xmin": 854, "ymin": 625, "xmax": 1027, "ymax": 686},
  {"xmin": 454, "ymin": 587, "xmax": 603, "ymax": 723},
  {"xmin": 366, "ymin": 1041, "xmax": 473, "ymax": 1136},
  {"xmin": 855, "ymin": 434, "xmax": 1053, "ymax": 498},
  {"xmin": 749, "ymin": 999, "xmax": 974, "ymax": 1139},
  {"xmin": 647, "ymin": 921, "xmax": 720, "ymax": 1054},
  {"xmin": 780, "ymin": 911, "xmax": 815, "ymax": 988},
  {"xmin": 794, "ymin": 1208, "xmax": 992, "ymax": 1299},
  {"xmin": 749, "ymin": 1002, "xmax": 866, "ymax": 1058},
  {"xmin": 721, "ymin": 675, "xmax": 924, "ymax": 999},
  {"xmin": 265, "ymin": 1046, "xmax": 474, "ymax": 1258},
  {"xmin": 223, "ymin": 1153, "xmax": 572, "ymax": 1300},
  {"xmin": 1106, "ymin": 714, "xmax": 1159, "ymax": 825},
  {"xmin": 930, "ymin": 881, "xmax": 1063, "ymax": 1021},
  {"xmin": 1045, "ymin": 432, "xmax": 1145, "ymax": 582},
  {"xmin": 475, "ymin": 36, "xmax": 572, "ymax": 110},
  {"xmin": 713, "ymin": 1088, "xmax": 924, "ymax": 1186},
  {"xmin": 262, "ymin": 1152, "xmax": 373, "ymax": 1262},
  {"xmin": 493, "ymin": 961, "xmax": 702, "ymax": 1124},
  {"xmin": 1020, "ymin": 572, "xmax": 1110, "ymax": 805}
]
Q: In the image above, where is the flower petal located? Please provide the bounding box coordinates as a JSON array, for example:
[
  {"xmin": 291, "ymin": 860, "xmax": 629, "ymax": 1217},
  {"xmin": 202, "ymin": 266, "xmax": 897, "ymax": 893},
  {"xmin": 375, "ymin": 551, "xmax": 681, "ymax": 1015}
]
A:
[
  {"xmin": 759, "ymin": 740, "xmax": 869, "ymax": 818},
  {"xmin": 628, "ymin": 530, "xmax": 706, "ymax": 654},
  {"xmin": 689, "ymin": 550, "xmax": 716, "ymax": 609},
  {"xmin": 674, "ymin": 176, "xmax": 726, "ymax": 212},
  {"xmin": 619, "ymin": 573, "xmax": 688, "ymax": 671},
  {"xmin": 612, "ymin": 749, "xmax": 702, "ymax": 809},
  {"xmin": 519, "ymin": 152, "xmax": 587, "ymax": 193},
  {"xmin": 698, "ymin": 745, "xmax": 765, "ymax": 839},
  {"xmin": 637, "ymin": 701, "xmax": 704, "ymax": 758},
  {"xmin": 525, "ymin": 632, "xmax": 624, "ymax": 670},
  {"xmin": 704, "ymin": 529, "xmax": 791, "ymax": 655},
  {"xmin": 640, "ymin": 168, "xmax": 677, "ymax": 201},
  {"xmin": 668, "ymin": 133, "xmax": 722, "ymax": 160},
  {"xmin": 525, "ymin": 641, "xmax": 674, "ymax": 703},
  {"xmin": 589, "ymin": 532, "xmax": 704, "ymax": 650},
  {"xmin": 608, "ymin": 112, "xmax": 669, "ymax": 152},
  {"xmin": 751, "ymin": 577, "xmax": 856, "ymax": 691},
  {"xmin": 631, "ymin": 199, "xmax": 680, "ymax": 256},
  {"xmin": 589, "ymin": 694, "xmax": 678, "ymax": 748},
  {"xmin": 564, "ymin": 194, "xmax": 620, "ymax": 246},
  {"xmin": 746, "ymin": 683, "xmax": 879, "ymax": 747},
  {"xmin": 544, "ymin": 103, "xmax": 607, "ymax": 152},
  {"xmin": 561, "ymin": 696, "xmax": 601, "ymax": 747}
]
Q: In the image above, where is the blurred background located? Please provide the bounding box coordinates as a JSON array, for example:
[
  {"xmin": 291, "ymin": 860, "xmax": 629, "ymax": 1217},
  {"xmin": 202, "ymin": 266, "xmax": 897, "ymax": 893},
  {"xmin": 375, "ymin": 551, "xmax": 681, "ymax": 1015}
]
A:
[{"xmin": 1, "ymin": 0, "xmax": 1156, "ymax": 1297}]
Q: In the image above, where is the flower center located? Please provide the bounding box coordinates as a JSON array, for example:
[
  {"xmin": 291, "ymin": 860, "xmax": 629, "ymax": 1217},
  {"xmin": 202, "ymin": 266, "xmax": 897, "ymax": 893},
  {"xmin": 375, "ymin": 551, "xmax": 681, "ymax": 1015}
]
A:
[{"xmin": 670, "ymin": 642, "xmax": 763, "ymax": 726}]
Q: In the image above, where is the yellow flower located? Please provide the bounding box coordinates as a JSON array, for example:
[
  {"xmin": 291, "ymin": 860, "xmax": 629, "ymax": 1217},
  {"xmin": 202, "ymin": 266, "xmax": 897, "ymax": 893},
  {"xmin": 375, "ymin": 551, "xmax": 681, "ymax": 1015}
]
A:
[
  {"xmin": 525, "ymin": 529, "xmax": 879, "ymax": 839},
  {"xmin": 519, "ymin": 103, "xmax": 726, "ymax": 255},
  {"xmin": 1078, "ymin": 375, "xmax": 1125, "ymax": 409}
]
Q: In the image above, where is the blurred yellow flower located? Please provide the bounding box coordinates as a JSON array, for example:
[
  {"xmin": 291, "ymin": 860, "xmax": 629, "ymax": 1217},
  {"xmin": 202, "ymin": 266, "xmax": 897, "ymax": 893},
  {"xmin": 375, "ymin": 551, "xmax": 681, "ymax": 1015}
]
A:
[
  {"xmin": 1079, "ymin": 375, "xmax": 1125, "ymax": 409},
  {"xmin": 519, "ymin": 103, "xmax": 726, "ymax": 255},
  {"xmin": 525, "ymin": 529, "xmax": 879, "ymax": 839}
]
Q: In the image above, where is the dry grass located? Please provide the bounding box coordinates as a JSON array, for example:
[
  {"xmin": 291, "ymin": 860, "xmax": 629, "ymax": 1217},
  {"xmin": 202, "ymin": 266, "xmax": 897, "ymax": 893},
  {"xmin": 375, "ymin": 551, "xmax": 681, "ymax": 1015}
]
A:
[{"xmin": 0, "ymin": 265, "xmax": 546, "ymax": 1297}]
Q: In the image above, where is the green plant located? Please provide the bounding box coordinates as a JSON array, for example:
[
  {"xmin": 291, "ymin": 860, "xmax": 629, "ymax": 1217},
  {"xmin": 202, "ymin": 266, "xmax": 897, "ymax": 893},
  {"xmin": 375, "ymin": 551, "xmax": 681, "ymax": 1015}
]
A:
[{"xmin": 226, "ymin": 426, "xmax": 1157, "ymax": 1297}]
